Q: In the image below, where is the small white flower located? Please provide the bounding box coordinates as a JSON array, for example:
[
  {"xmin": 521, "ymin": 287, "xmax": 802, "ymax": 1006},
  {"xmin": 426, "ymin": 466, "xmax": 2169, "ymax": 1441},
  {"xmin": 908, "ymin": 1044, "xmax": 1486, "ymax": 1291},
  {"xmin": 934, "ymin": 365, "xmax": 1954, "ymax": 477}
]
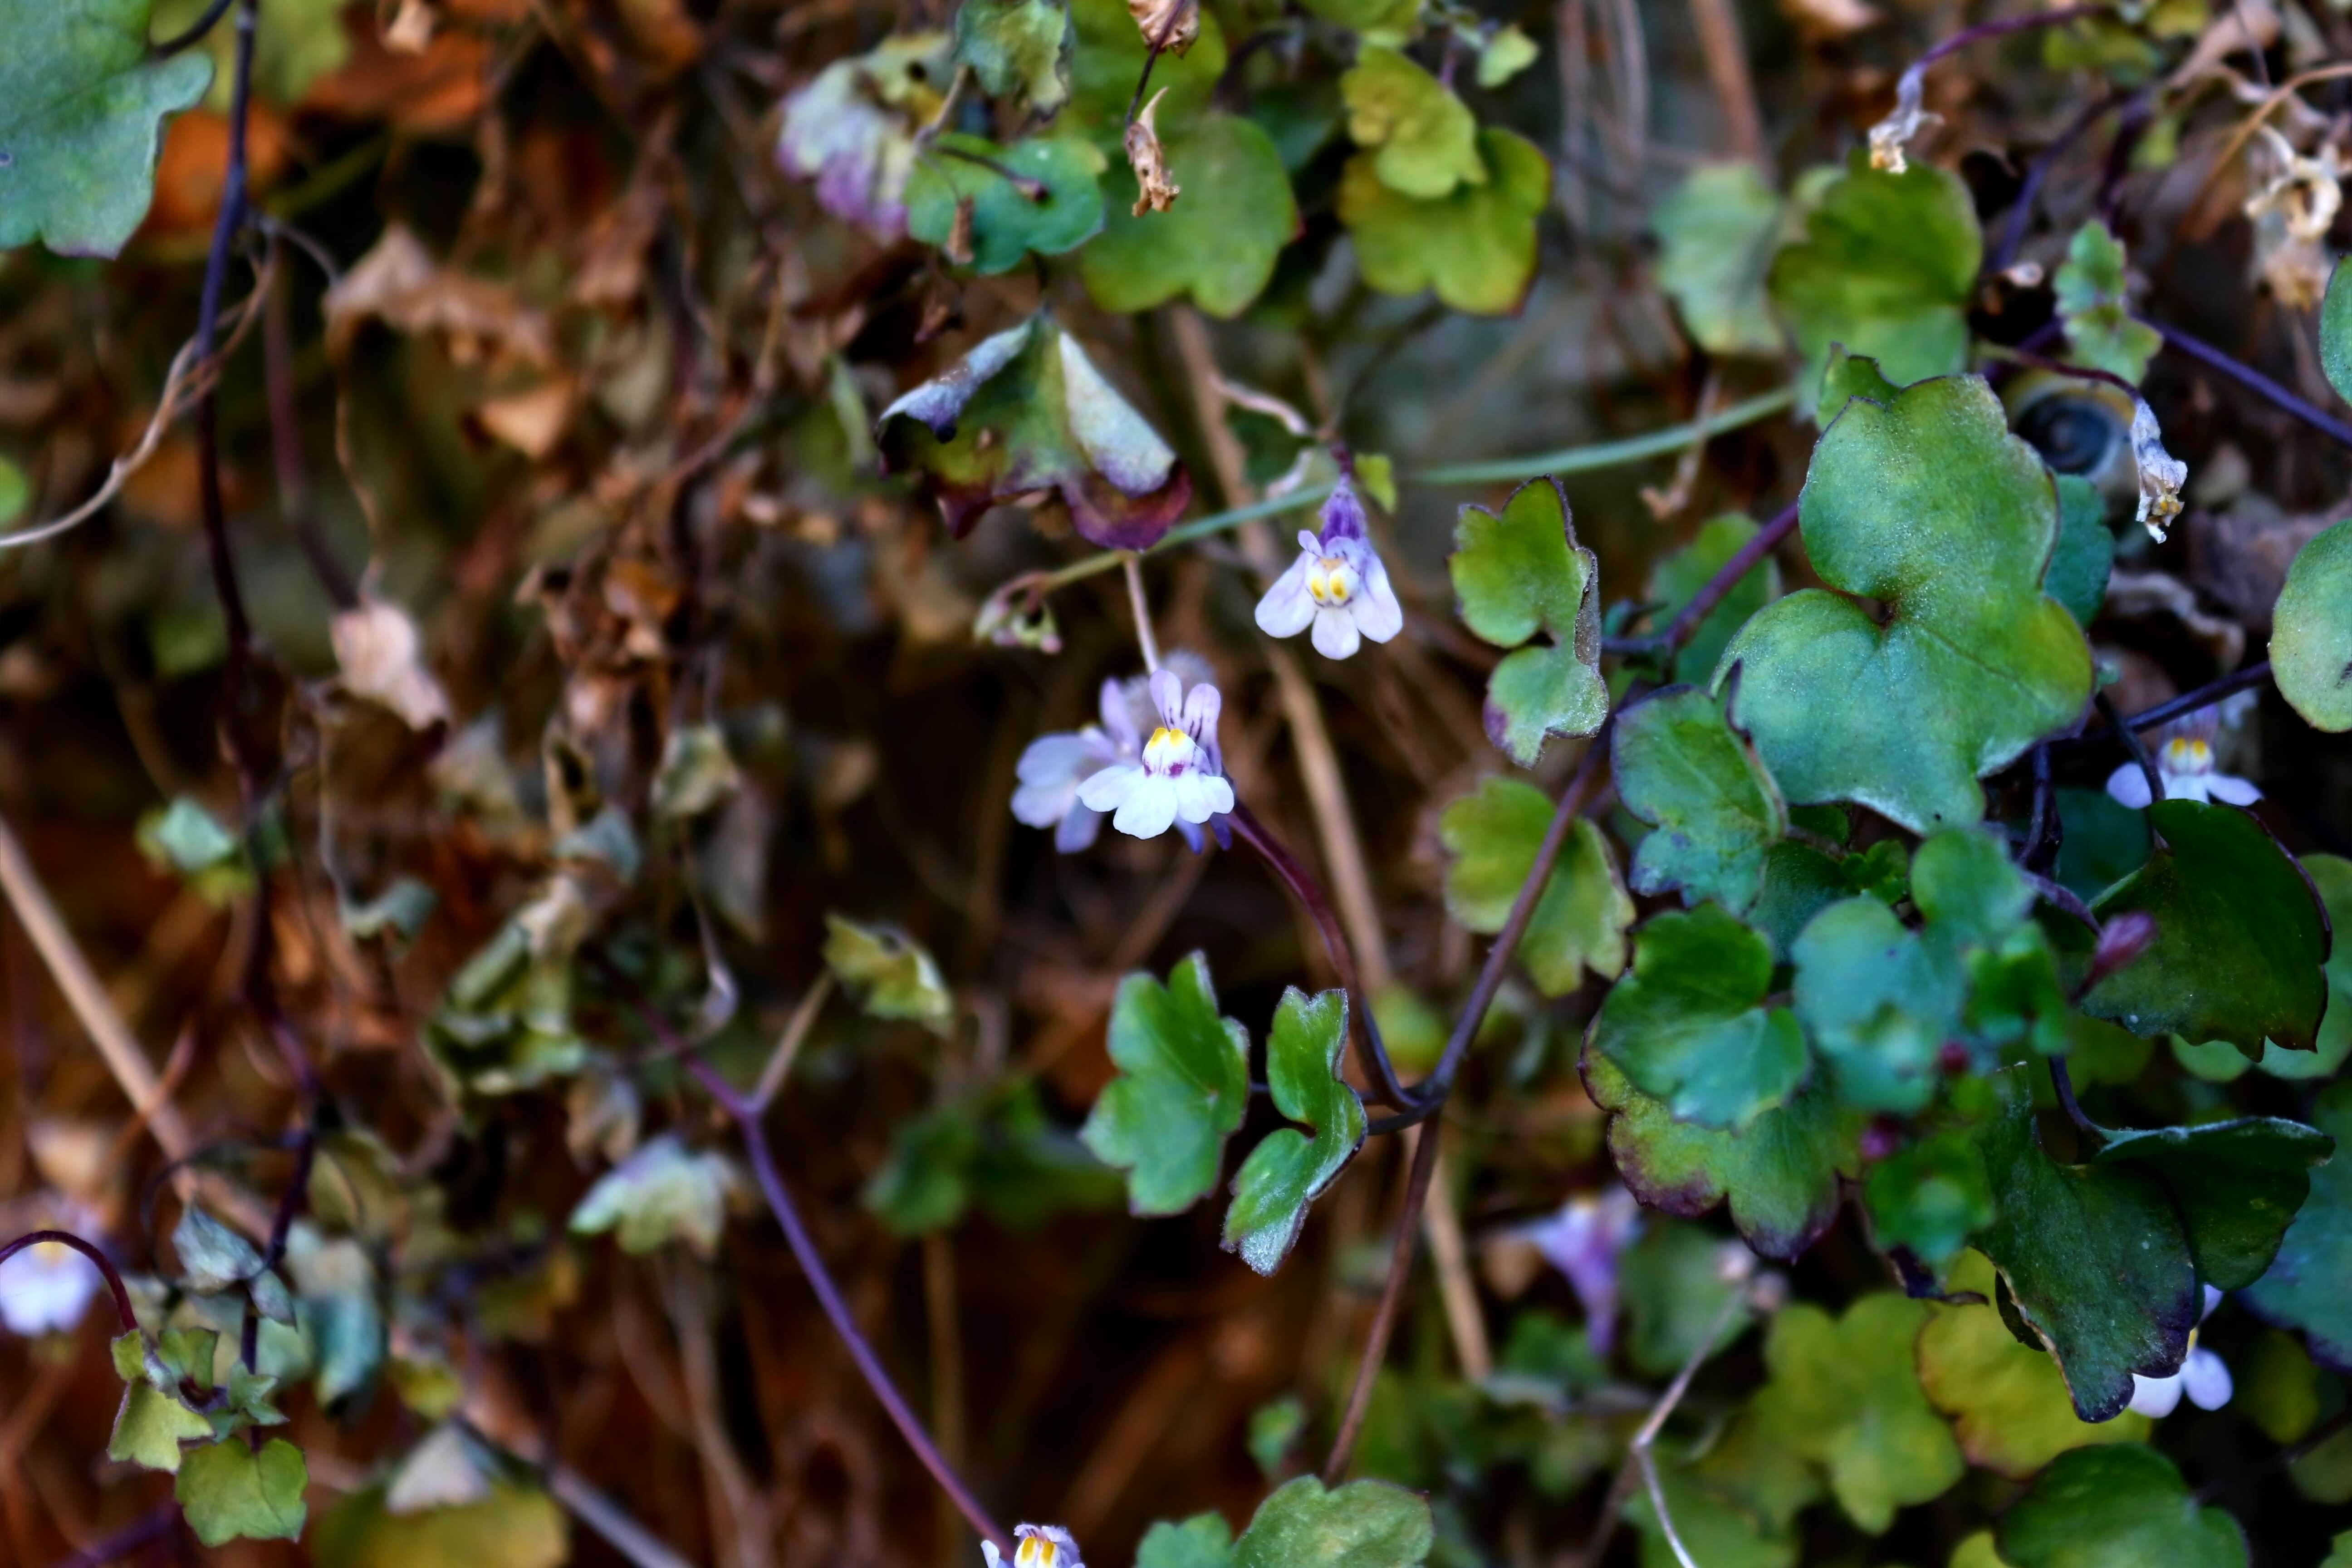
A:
[
  {"xmin": 1254, "ymin": 478, "xmax": 1405, "ymax": 661},
  {"xmin": 2105, "ymin": 710, "xmax": 2260, "ymax": 808},
  {"xmin": 1519, "ymin": 1187, "xmax": 1642, "ymax": 1357},
  {"xmin": 983, "ymin": 1524, "xmax": 1084, "ymax": 1568},
  {"xmin": 1012, "ymin": 679, "xmax": 1140, "ymax": 853},
  {"xmin": 0, "ymin": 1236, "xmax": 102, "ymax": 1337},
  {"xmin": 1075, "ymin": 669, "xmax": 1235, "ymax": 841},
  {"xmin": 2129, "ymin": 1285, "xmax": 2233, "ymax": 1417}
]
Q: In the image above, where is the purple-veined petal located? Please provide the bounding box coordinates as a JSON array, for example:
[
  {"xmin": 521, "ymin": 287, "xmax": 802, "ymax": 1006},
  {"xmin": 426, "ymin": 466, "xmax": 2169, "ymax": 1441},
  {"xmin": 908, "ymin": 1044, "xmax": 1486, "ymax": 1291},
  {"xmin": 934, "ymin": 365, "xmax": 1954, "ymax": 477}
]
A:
[
  {"xmin": 1179, "ymin": 681, "xmax": 1224, "ymax": 758},
  {"xmin": 1149, "ymin": 668, "xmax": 1184, "ymax": 730},
  {"xmin": 1352, "ymin": 550, "xmax": 1405, "ymax": 643},
  {"xmin": 1318, "ymin": 476, "xmax": 1367, "ymax": 544},
  {"xmin": 1256, "ymin": 555, "xmax": 1318, "ymax": 638}
]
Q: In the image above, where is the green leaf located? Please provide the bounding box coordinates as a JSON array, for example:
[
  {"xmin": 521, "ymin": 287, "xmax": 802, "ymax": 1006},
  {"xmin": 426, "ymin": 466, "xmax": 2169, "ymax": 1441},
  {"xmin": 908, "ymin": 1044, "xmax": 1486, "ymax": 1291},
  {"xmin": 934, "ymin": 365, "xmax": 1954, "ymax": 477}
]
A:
[
  {"xmin": 2091, "ymin": 1117, "xmax": 2333, "ymax": 1289},
  {"xmin": 2271, "ymin": 517, "xmax": 2352, "ymax": 732},
  {"xmin": 1793, "ymin": 897, "xmax": 1955, "ymax": 1112},
  {"xmin": 1583, "ymin": 1047, "xmax": 1861, "ymax": 1261},
  {"xmin": 1447, "ymin": 477, "xmax": 1608, "ymax": 766},
  {"xmin": 1916, "ymin": 1252, "xmax": 2151, "ymax": 1479},
  {"xmin": 1768, "ymin": 153, "xmax": 1982, "ymax": 419},
  {"xmin": 1066, "ymin": 0, "xmax": 1225, "ymax": 149},
  {"xmin": 1648, "ymin": 514, "xmax": 1782, "ymax": 687},
  {"xmin": 905, "ymin": 133, "xmax": 1105, "ymax": 274},
  {"xmin": 823, "ymin": 913, "xmax": 956, "ymax": 1034},
  {"xmin": 1080, "ymin": 113, "xmax": 1297, "ymax": 318},
  {"xmin": 2321, "ymin": 255, "xmax": 2352, "ymax": 405},
  {"xmin": 877, "ymin": 314, "xmax": 1191, "ymax": 550},
  {"xmin": 2054, "ymin": 221, "xmax": 2161, "ymax": 383},
  {"xmin": 176, "ymin": 1436, "xmax": 310, "ymax": 1547},
  {"xmin": 1620, "ymin": 1220, "xmax": 1754, "ymax": 1377},
  {"xmin": 955, "ymin": 0, "xmax": 1071, "ymax": 116},
  {"xmin": 1438, "ymin": 777, "xmax": 1632, "ymax": 995},
  {"xmin": 1655, "ymin": 163, "xmax": 1787, "ymax": 358},
  {"xmin": 1995, "ymin": 1445, "xmax": 2248, "ymax": 1568},
  {"xmin": 1624, "ymin": 1468, "xmax": 1794, "ymax": 1568},
  {"xmin": 2245, "ymin": 1082, "xmax": 2352, "ymax": 1371},
  {"xmin": 1248, "ymin": 1397, "xmax": 1306, "ymax": 1478},
  {"xmin": 1972, "ymin": 1097, "xmax": 2199, "ymax": 1422},
  {"xmin": 2273, "ymin": 854, "xmax": 2352, "ymax": 1081},
  {"xmin": 0, "ymin": 0, "xmax": 213, "ymax": 257},
  {"xmin": 1475, "ymin": 24, "xmax": 1539, "ymax": 89},
  {"xmin": 1592, "ymin": 905, "xmax": 1806, "ymax": 1130},
  {"xmin": 1718, "ymin": 374, "xmax": 2093, "ymax": 832},
  {"xmin": 314, "ymin": 1482, "xmax": 568, "ymax": 1568},
  {"xmin": 1613, "ymin": 686, "xmax": 1787, "ymax": 914},
  {"xmin": 651, "ymin": 725, "xmax": 742, "ymax": 819},
  {"xmin": 1338, "ymin": 126, "xmax": 1549, "ymax": 316},
  {"xmin": 0, "ymin": 456, "xmax": 24, "ymax": 528},
  {"xmin": 568, "ymin": 1134, "xmax": 740, "ymax": 1258},
  {"xmin": 284, "ymin": 1225, "xmax": 383, "ymax": 1411},
  {"xmin": 1081, "ymin": 953, "xmax": 1251, "ymax": 1215},
  {"xmin": 2074, "ymin": 800, "xmax": 2331, "ymax": 1056},
  {"xmin": 1233, "ymin": 1476, "xmax": 1433, "ymax": 1568},
  {"xmin": 174, "ymin": 1205, "xmax": 293, "ymax": 1320},
  {"xmin": 1341, "ymin": 46, "xmax": 1482, "ymax": 198},
  {"xmin": 1755, "ymin": 1294, "xmax": 1963, "ymax": 1532},
  {"xmin": 1864, "ymin": 1132, "xmax": 1994, "ymax": 1271},
  {"xmin": 1139, "ymin": 1513, "xmax": 1237, "ymax": 1568},
  {"xmin": 1225, "ymin": 988, "xmax": 1367, "ymax": 1275},
  {"xmin": 2044, "ymin": 475, "xmax": 2114, "ymax": 630},
  {"xmin": 108, "ymin": 1380, "xmax": 213, "ymax": 1474}
]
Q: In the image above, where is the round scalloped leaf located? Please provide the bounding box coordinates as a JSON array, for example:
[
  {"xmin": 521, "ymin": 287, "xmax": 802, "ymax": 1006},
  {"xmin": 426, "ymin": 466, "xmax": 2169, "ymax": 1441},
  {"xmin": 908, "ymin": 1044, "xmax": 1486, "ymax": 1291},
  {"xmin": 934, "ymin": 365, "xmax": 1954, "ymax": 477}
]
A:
[
  {"xmin": 1613, "ymin": 686, "xmax": 1787, "ymax": 914},
  {"xmin": 2322, "ymin": 256, "xmax": 2352, "ymax": 406},
  {"xmin": 1446, "ymin": 476, "xmax": 1607, "ymax": 765},
  {"xmin": 1591, "ymin": 904, "xmax": 1807, "ymax": 1131},
  {"xmin": 1081, "ymin": 953, "xmax": 1251, "ymax": 1216},
  {"xmin": 2054, "ymin": 220, "xmax": 2161, "ymax": 384},
  {"xmin": 1137, "ymin": 1514, "xmax": 1236, "ymax": 1568},
  {"xmin": 2045, "ymin": 474, "xmax": 2114, "ymax": 631},
  {"xmin": 905, "ymin": 133, "xmax": 1104, "ymax": 275},
  {"xmin": 954, "ymin": 0, "xmax": 1072, "ymax": 116},
  {"xmin": 1791, "ymin": 896, "xmax": 1957, "ymax": 1113},
  {"xmin": 1234, "ymin": 1476, "xmax": 1433, "ymax": 1568},
  {"xmin": 1081, "ymin": 113, "xmax": 1298, "ymax": 318},
  {"xmin": 1338, "ymin": 127, "xmax": 1549, "ymax": 316},
  {"xmin": 1754, "ymin": 1294, "xmax": 1963, "ymax": 1533},
  {"xmin": 1995, "ymin": 1445, "xmax": 2248, "ymax": 1568},
  {"xmin": 0, "ymin": 0, "xmax": 213, "ymax": 257},
  {"xmin": 2244, "ymin": 1081, "xmax": 2352, "ymax": 1372},
  {"xmin": 1340, "ymin": 45, "xmax": 1482, "ymax": 199},
  {"xmin": 1438, "ymin": 775, "xmax": 1632, "ymax": 995},
  {"xmin": 1767, "ymin": 153, "xmax": 1981, "ymax": 420},
  {"xmin": 1581, "ymin": 1047, "xmax": 1860, "ymax": 1261},
  {"xmin": 1656, "ymin": 162, "xmax": 1786, "ymax": 358},
  {"xmin": 2272, "ymin": 518, "xmax": 2352, "ymax": 732},
  {"xmin": 176, "ymin": 1436, "xmax": 310, "ymax": 1547},
  {"xmin": 2091, "ymin": 1117, "xmax": 2334, "ymax": 1290},
  {"xmin": 1717, "ymin": 374, "xmax": 2093, "ymax": 833},
  {"xmin": 1863, "ymin": 1132, "xmax": 1993, "ymax": 1271},
  {"xmin": 2073, "ymin": 800, "xmax": 2331, "ymax": 1057},
  {"xmin": 1222, "ymin": 987, "xmax": 1366, "ymax": 1275}
]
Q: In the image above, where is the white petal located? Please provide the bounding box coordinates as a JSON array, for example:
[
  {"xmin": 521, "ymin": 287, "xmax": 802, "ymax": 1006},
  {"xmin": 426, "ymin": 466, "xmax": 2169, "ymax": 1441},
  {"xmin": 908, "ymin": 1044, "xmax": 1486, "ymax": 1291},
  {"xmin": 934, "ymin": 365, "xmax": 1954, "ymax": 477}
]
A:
[
  {"xmin": 1011, "ymin": 776, "xmax": 1078, "ymax": 829},
  {"xmin": 1350, "ymin": 552, "xmax": 1405, "ymax": 643},
  {"xmin": 0, "ymin": 1247, "xmax": 98, "ymax": 1336},
  {"xmin": 1054, "ymin": 806, "xmax": 1105, "ymax": 853},
  {"xmin": 2182, "ymin": 1347, "xmax": 2234, "ymax": 1410},
  {"xmin": 2207, "ymin": 772, "xmax": 2263, "ymax": 806},
  {"xmin": 1311, "ymin": 606, "xmax": 1362, "ymax": 660},
  {"xmin": 1255, "ymin": 558, "xmax": 1318, "ymax": 638},
  {"xmin": 1169, "ymin": 772, "xmax": 1216, "ymax": 824},
  {"xmin": 1076, "ymin": 764, "xmax": 1142, "ymax": 813},
  {"xmin": 1015, "ymin": 733, "xmax": 1095, "ymax": 788},
  {"xmin": 1149, "ymin": 668, "xmax": 1183, "ymax": 728},
  {"xmin": 2127, "ymin": 1372, "xmax": 2185, "ymax": 1418},
  {"xmin": 2200, "ymin": 1283, "xmax": 2225, "ymax": 1320},
  {"xmin": 1112, "ymin": 776, "xmax": 1178, "ymax": 839},
  {"xmin": 983, "ymin": 1545, "xmax": 1004, "ymax": 1568},
  {"xmin": 1200, "ymin": 775, "xmax": 1235, "ymax": 816},
  {"xmin": 2105, "ymin": 760, "xmax": 2154, "ymax": 809},
  {"xmin": 1296, "ymin": 529, "xmax": 1322, "ymax": 555},
  {"xmin": 2173, "ymin": 773, "xmax": 2213, "ymax": 804}
]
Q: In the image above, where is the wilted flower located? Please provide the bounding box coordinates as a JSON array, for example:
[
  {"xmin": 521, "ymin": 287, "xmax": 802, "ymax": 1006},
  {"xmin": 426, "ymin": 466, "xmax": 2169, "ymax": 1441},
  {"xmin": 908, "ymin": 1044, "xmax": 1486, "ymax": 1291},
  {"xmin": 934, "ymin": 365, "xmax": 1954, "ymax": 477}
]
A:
[
  {"xmin": 1076, "ymin": 669, "xmax": 1235, "ymax": 841},
  {"xmin": 1865, "ymin": 64, "xmax": 1937, "ymax": 175},
  {"xmin": 0, "ymin": 1231, "xmax": 102, "ymax": 1337},
  {"xmin": 2104, "ymin": 708, "xmax": 2260, "ymax": 808},
  {"xmin": 2245, "ymin": 127, "xmax": 2344, "ymax": 310},
  {"xmin": 1127, "ymin": 0, "xmax": 1198, "ymax": 54},
  {"xmin": 1519, "ymin": 1186, "xmax": 1642, "ymax": 1356},
  {"xmin": 2129, "ymin": 1285, "xmax": 2232, "ymax": 1417},
  {"xmin": 2129, "ymin": 397, "xmax": 2187, "ymax": 544},
  {"xmin": 778, "ymin": 36, "xmax": 949, "ymax": 240},
  {"xmin": 984, "ymin": 1524, "xmax": 1085, "ymax": 1568},
  {"xmin": 1124, "ymin": 88, "xmax": 1180, "ymax": 216},
  {"xmin": 1254, "ymin": 479, "xmax": 1406, "ymax": 660}
]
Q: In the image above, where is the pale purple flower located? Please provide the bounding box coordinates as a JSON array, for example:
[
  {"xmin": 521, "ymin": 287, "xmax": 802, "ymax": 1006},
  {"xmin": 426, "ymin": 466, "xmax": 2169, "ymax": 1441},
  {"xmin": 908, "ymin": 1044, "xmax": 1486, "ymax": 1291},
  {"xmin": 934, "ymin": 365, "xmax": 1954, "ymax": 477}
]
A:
[
  {"xmin": 2105, "ymin": 709, "xmax": 2260, "ymax": 808},
  {"xmin": 778, "ymin": 38, "xmax": 945, "ymax": 240},
  {"xmin": 1254, "ymin": 479, "xmax": 1405, "ymax": 660},
  {"xmin": 1521, "ymin": 1186, "xmax": 1642, "ymax": 1356},
  {"xmin": 0, "ymin": 1233, "xmax": 102, "ymax": 1337},
  {"xmin": 984, "ymin": 1524, "xmax": 1083, "ymax": 1568},
  {"xmin": 1013, "ymin": 678, "xmax": 1142, "ymax": 853},
  {"xmin": 2129, "ymin": 1285, "xmax": 2232, "ymax": 1417},
  {"xmin": 1075, "ymin": 670, "xmax": 1235, "ymax": 841}
]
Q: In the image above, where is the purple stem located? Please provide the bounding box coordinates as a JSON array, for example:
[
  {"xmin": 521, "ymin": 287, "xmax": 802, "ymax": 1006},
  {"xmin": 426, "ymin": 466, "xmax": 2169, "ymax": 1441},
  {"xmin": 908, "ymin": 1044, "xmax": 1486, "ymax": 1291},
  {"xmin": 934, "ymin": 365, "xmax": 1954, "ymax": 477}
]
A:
[
  {"xmin": 0, "ymin": 1230, "xmax": 138, "ymax": 1335},
  {"xmin": 1656, "ymin": 498, "xmax": 1798, "ymax": 654},
  {"xmin": 2141, "ymin": 317, "xmax": 2352, "ymax": 450},
  {"xmin": 1911, "ymin": 4, "xmax": 2107, "ymax": 73},
  {"xmin": 1988, "ymin": 91, "xmax": 2132, "ymax": 278},
  {"xmin": 2061, "ymin": 661, "xmax": 2273, "ymax": 753}
]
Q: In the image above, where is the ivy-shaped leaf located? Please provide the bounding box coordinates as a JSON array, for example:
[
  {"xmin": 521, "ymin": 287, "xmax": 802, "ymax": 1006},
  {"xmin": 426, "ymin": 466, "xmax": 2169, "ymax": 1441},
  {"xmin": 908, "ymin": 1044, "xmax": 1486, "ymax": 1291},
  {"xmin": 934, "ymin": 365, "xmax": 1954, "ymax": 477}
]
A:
[
  {"xmin": 1613, "ymin": 686, "xmax": 1787, "ymax": 914},
  {"xmin": 2044, "ymin": 473, "xmax": 2115, "ymax": 631},
  {"xmin": 1972, "ymin": 1096, "xmax": 2200, "ymax": 1423},
  {"xmin": 1338, "ymin": 127, "xmax": 1549, "ymax": 317},
  {"xmin": 1655, "ymin": 162, "xmax": 1787, "ymax": 358},
  {"xmin": 1081, "ymin": 953, "xmax": 1251, "ymax": 1215},
  {"xmin": 1916, "ymin": 1252, "xmax": 2151, "ymax": 1479},
  {"xmin": 1438, "ymin": 776, "xmax": 1632, "ymax": 995},
  {"xmin": 568, "ymin": 1133, "xmax": 742, "ymax": 1258},
  {"xmin": 1647, "ymin": 513, "xmax": 1781, "ymax": 687},
  {"xmin": 1233, "ymin": 1476, "xmax": 1433, "ymax": 1568},
  {"xmin": 954, "ymin": 0, "xmax": 1072, "ymax": 116},
  {"xmin": 1752, "ymin": 1294, "xmax": 1963, "ymax": 1533},
  {"xmin": 1447, "ymin": 477, "xmax": 1608, "ymax": 765},
  {"xmin": 108, "ymin": 1329, "xmax": 214, "ymax": 1475},
  {"xmin": 1081, "ymin": 113, "xmax": 1298, "ymax": 318},
  {"xmin": 905, "ymin": 133, "xmax": 1104, "ymax": 274},
  {"xmin": 1995, "ymin": 1445, "xmax": 2249, "ymax": 1568},
  {"xmin": 2072, "ymin": 800, "xmax": 2330, "ymax": 1057},
  {"xmin": 0, "ymin": 0, "xmax": 214, "ymax": 257},
  {"xmin": 1340, "ymin": 46, "xmax": 1482, "ymax": 198},
  {"xmin": 1591, "ymin": 905, "xmax": 1806, "ymax": 1130},
  {"xmin": 176, "ymin": 1436, "xmax": 310, "ymax": 1547},
  {"xmin": 1137, "ymin": 1514, "xmax": 1235, "ymax": 1568},
  {"xmin": 2091, "ymin": 1117, "xmax": 2333, "ymax": 1290},
  {"xmin": 1581, "ymin": 1048, "xmax": 1861, "ymax": 1261},
  {"xmin": 2055, "ymin": 220, "xmax": 2161, "ymax": 383},
  {"xmin": 2272, "ymin": 517, "xmax": 2352, "ymax": 733},
  {"xmin": 1767, "ymin": 153, "xmax": 1981, "ymax": 418},
  {"xmin": 1719, "ymin": 374, "xmax": 2093, "ymax": 832},
  {"xmin": 877, "ymin": 314, "xmax": 1192, "ymax": 549},
  {"xmin": 1864, "ymin": 1132, "xmax": 1994, "ymax": 1271},
  {"xmin": 1792, "ymin": 897, "xmax": 1958, "ymax": 1114},
  {"xmin": 2245, "ymin": 1081, "xmax": 2352, "ymax": 1372},
  {"xmin": 174, "ymin": 1205, "xmax": 294, "ymax": 1324},
  {"xmin": 823, "ymin": 913, "xmax": 956, "ymax": 1034},
  {"xmin": 1223, "ymin": 988, "xmax": 1367, "ymax": 1275}
]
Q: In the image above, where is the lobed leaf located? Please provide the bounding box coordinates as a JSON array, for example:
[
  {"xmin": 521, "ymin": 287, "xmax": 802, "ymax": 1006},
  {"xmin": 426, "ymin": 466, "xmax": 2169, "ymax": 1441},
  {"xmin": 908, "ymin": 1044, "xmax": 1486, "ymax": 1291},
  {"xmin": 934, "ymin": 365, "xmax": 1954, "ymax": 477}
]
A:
[
  {"xmin": 1233, "ymin": 1476, "xmax": 1433, "ymax": 1568},
  {"xmin": 1655, "ymin": 163, "xmax": 1787, "ymax": 358},
  {"xmin": 1081, "ymin": 113, "xmax": 1298, "ymax": 318},
  {"xmin": 2244, "ymin": 1081, "xmax": 2352, "ymax": 1371},
  {"xmin": 1338, "ymin": 127, "xmax": 1549, "ymax": 316},
  {"xmin": 1590, "ymin": 904, "xmax": 1807, "ymax": 1131},
  {"xmin": 1447, "ymin": 477, "xmax": 1607, "ymax": 765},
  {"xmin": 1995, "ymin": 1445, "xmax": 2248, "ymax": 1568},
  {"xmin": 176, "ymin": 1436, "xmax": 310, "ymax": 1547},
  {"xmin": 2271, "ymin": 517, "xmax": 2352, "ymax": 732},
  {"xmin": 1754, "ymin": 1294, "xmax": 1963, "ymax": 1532},
  {"xmin": 1340, "ymin": 46, "xmax": 1482, "ymax": 199},
  {"xmin": 1081, "ymin": 953, "xmax": 1251, "ymax": 1215},
  {"xmin": 1223, "ymin": 987, "xmax": 1366, "ymax": 1275},
  {"xmin": 904, "ymin": 133, "xmax": 1104, "ymax": 275},
  {"xmin": 1612, "ymin": 686, "xmax": 1787, "ymax": 915},
  {"xmin": 1438, "ymin": 775, "xmax": 1632, "ymax": 995}
]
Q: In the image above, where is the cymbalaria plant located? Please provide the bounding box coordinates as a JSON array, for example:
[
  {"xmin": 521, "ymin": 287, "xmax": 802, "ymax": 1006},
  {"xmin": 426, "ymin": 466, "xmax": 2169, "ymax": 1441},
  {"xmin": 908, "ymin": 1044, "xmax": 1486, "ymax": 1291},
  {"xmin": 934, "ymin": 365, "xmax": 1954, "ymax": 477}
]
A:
[{"xmin": 5, "ymin": 1, "xmax": 2352, "ymax": 1566}]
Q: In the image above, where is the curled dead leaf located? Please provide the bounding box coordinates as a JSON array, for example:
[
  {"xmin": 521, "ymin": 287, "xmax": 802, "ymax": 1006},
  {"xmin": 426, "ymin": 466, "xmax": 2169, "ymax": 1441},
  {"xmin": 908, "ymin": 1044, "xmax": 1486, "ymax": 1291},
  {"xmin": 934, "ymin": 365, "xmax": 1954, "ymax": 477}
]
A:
[
  {"xmin": 1128, "ymin": 0, "xmax": 1198, "ymax": 55},
  {"xmin": 473, "ymin": 381, "xmax": 576, "ymax": 460},
  {"xmin": 1125, "ymin": 88, "xmax": 1180, "ymax": 216},
  {"xmin": 332, "ymin": 599, "xmax": 453, "ymax": 731},
  {"xmin": 325, "ymin": 225, "xmax": 555, "ymax": 369}
]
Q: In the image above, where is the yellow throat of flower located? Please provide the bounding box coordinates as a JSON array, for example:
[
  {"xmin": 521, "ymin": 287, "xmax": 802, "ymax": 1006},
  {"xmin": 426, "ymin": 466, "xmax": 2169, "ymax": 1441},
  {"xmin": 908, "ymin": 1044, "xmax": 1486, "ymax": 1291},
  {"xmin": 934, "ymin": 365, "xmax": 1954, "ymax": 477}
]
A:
[
  {"xmin": 2161, "ymin": 737, "xmax": 2213, "ymax": 774},
  {"xmin": 1306, "ymin": 556, "xmax": 1355, "ymax": 606},
  {"xmin": 1016, "ymin": 1536, "xmax": 1060, "ymax": 1568}
]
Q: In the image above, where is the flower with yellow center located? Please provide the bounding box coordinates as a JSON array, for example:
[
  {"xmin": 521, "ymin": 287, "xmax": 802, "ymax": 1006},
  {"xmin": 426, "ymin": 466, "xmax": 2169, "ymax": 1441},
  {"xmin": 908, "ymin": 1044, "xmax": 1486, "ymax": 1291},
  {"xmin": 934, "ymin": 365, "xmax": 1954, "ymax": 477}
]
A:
[
  {"xmin": 1075, "ymin": 669, "xmax": 1235, "ymax": 841},
  {"xmin": 1256, "ymin": 477, "xmax": 1405, "ymax": 660},
  {"xmin": 2129, "ymin": 1285, "xmax": 2232, "ymax": 1417},
  {"xmin": 2104, "ymin": 710, "xmax": 2260, "ymax": 809},
  {"xmin": 983, "ymin": 1524, "xmax": 1084, "ymax": 1568}
]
